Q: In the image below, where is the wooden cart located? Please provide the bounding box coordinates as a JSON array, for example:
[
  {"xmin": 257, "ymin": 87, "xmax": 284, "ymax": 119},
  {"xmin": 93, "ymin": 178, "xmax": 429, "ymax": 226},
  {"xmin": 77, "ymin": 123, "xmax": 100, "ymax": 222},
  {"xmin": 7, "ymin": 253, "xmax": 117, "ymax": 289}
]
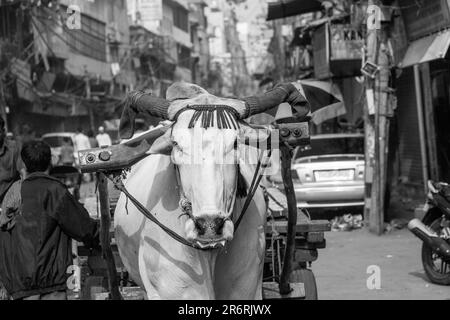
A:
[
  {"xmin": 262, "ymin": 186, "xmax": 330, "ymax": 300},
  {"xmin": 72, "ymin": 118, "xmax": 330, "ymax": 300}
]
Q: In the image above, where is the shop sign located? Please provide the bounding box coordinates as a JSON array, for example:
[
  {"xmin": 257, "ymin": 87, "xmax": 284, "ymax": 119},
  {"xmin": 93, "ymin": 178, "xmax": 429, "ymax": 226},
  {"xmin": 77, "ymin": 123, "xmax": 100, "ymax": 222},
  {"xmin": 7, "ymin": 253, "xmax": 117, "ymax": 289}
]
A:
[
  {"xmin": 399, "ymin": 0, "xmax": 450, "ymax": 40},
  {"xmin": 313, "ymin": 22, "xmax": 364, "ymax": 79}
]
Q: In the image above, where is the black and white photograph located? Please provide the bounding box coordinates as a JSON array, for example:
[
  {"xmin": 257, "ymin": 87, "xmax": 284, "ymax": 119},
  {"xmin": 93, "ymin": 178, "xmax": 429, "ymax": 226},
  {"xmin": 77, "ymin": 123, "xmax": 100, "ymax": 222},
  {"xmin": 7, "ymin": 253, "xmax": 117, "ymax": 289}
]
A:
[{"xmin": 0, "ymin": 0, "xmax": 449, "ymax": 307}]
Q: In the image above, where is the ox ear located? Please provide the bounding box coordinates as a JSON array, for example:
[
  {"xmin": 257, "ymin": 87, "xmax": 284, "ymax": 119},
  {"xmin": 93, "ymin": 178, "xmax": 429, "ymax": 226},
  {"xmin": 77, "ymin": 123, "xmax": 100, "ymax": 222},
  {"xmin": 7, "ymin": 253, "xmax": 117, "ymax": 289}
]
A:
[{"xmin": 146, "ymin": 130, "xmax": 173, "ymax": 155}]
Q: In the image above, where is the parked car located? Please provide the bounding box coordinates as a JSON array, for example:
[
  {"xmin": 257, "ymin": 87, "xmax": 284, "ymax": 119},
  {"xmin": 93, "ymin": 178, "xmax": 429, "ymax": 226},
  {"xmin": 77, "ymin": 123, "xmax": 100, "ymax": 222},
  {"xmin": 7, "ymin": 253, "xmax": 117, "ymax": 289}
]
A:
[
  {"xmin": 41, "ymin": 132, "xmax": 78, "ymax": 166},
  {"xmin": 268, "ymin": 133, "xmax": 365, "ymax": 210}
]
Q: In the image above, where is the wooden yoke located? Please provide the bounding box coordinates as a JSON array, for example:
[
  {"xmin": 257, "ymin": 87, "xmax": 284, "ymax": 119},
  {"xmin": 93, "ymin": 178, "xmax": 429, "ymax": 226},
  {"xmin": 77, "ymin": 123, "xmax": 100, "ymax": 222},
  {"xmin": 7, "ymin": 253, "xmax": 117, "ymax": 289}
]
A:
[
  {"xmin": 78, "ymin": 124, "xmax": 171, "ymax": 174},
  {"xmin": 78, "ymin": 125, "xmax": 171, "ymax": 300},
  {"xmin": 97, "ymin": 172, "xmax": 122, "ymax": 300},
  {"xmin": 278, "ymin": 144, "xmax": 298, "ymax": 295}
]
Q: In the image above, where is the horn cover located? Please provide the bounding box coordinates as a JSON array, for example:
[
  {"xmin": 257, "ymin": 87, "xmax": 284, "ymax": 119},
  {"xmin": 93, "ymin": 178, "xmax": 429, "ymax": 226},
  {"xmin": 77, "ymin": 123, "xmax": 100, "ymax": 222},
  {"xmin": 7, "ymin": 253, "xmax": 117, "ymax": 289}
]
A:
[
  {"xmin": 119, "ymin": 90, "xmax": 170, "ymax": 139},
  {"xmin": 242, "ymin": 83, "xmax": 310, "ymax": 118}
]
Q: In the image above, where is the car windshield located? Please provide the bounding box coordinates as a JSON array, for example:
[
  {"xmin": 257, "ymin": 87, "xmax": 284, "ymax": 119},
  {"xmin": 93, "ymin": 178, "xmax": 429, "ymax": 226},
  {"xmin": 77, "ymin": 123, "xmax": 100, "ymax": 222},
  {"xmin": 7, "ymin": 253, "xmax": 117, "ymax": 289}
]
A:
[
  {"xmin": 42, "ymin": 136, "xmax": 73, "ymax": 148},
  {"xmin": 295, "ymin": 136, "xmax": 364, "ymax": 160}
]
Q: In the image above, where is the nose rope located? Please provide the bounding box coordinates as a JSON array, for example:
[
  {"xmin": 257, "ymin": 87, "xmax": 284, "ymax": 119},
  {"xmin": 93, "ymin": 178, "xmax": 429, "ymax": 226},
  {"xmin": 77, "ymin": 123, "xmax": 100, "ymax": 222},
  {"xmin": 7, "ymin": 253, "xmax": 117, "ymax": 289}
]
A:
[
  {"xmin": 110, "ymin": 174, "xmax": 212, "ymax": 251},
  {"xmin": 174, "ymin": 164, "xmax": 195, "ymax": 220}
]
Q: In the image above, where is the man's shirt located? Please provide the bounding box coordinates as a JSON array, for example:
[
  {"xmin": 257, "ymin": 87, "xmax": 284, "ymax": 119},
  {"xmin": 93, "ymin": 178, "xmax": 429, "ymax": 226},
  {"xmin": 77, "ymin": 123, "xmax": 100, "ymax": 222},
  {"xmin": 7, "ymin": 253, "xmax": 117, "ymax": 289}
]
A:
[
  {"xmin": 59, "ymin": 145, "xmax": 74, "ymax": 165},
  {"xmin": 96, "ymin": 133, "xmax": 112, "ymax": 147},
  {"xmin": 0, "ymin": 140, "xmax": 22, "ymax": 203},
  {"xmin": 74, "ymin": 133, "xmax": 91, "ymax": 151}
]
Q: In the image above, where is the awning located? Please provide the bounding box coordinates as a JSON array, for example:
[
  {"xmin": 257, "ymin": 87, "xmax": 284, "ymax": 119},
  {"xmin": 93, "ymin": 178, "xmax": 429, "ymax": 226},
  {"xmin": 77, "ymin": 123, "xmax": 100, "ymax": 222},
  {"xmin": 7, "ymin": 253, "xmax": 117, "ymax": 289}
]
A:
[
  {"xmin": 401, "ymin": 30, "xmax": 450, "ymax": 68},
  {"xmin": 267, "ymin": 0, "xmax": 323, "ymax": 21}
]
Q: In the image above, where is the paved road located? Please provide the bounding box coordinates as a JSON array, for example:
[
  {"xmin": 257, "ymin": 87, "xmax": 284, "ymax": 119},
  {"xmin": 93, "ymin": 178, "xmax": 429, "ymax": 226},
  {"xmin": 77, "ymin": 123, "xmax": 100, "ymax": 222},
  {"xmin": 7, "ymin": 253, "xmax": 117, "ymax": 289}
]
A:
[{"xmin": 312, "ymin": 228, "xmax": 450, "ymax": 300}]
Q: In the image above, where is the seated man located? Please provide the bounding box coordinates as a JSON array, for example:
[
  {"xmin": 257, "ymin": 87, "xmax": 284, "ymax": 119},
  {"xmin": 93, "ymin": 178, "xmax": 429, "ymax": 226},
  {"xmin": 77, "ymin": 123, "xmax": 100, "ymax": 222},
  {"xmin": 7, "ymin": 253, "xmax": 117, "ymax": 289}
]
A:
[{"xmin": 0, "ymin": 140, "xmax": 99, "ymax": 300}]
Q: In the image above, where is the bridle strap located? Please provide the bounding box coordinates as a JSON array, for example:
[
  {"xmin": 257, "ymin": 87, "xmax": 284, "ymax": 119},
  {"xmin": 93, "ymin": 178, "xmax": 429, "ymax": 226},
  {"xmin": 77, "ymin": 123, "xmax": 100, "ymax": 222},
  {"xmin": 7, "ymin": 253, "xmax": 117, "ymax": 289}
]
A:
[
  {"xmin": 111, "ymin": 177, "xmax": 211, "ymax": 251},
  {"xmin": 234, "ymin": 149, "xmax": 272, "ymax": 230}
]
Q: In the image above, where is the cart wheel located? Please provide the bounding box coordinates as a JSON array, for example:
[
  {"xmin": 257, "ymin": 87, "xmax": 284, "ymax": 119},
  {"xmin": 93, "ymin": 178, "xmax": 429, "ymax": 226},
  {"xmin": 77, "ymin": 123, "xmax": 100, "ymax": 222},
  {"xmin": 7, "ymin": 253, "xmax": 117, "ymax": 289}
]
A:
[{"xmin": 289, "ymin": 269, "xmax": 318, "ymax": 300}]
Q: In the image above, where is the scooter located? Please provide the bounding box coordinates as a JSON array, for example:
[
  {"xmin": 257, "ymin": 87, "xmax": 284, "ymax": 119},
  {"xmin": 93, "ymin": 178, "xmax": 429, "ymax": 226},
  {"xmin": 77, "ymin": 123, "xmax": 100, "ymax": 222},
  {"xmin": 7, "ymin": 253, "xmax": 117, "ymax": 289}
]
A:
[{"xmin": 408, "ymin": 180, "xmax": 450, "ymax": 285}]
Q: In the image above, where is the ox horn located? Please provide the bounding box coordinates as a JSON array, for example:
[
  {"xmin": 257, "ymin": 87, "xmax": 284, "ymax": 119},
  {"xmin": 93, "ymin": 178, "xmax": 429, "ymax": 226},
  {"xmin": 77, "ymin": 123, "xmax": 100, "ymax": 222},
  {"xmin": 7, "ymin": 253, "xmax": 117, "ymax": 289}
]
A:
[
  {"xmin": 241, "ymin": 83, "xmax": 310, "ymax": 119},
  {"xmin": 119, "ymin": 90, "xmax": 170, "ymax": 139}
]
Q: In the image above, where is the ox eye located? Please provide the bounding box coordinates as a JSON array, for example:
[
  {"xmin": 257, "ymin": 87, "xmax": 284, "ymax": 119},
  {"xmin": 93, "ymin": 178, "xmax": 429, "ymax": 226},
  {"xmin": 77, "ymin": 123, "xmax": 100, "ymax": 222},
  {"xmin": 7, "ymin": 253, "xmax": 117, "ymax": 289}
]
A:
[{"xmin": 172, "ymin": 141, "xmax": 183, "ymax": 152}]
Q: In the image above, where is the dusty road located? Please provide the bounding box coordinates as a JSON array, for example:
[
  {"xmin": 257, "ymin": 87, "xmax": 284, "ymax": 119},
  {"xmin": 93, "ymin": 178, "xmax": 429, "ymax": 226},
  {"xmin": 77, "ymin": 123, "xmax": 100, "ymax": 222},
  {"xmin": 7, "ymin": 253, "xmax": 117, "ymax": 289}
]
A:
[{"xmin": 312, "ymin": 228, "xmax": 450, "ymax": 300}]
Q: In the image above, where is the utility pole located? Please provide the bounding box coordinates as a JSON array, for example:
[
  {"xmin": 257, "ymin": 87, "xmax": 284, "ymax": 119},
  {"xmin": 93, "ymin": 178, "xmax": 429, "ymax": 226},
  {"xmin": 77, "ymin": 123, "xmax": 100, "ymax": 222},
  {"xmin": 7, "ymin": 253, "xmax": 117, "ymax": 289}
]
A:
[
  {"xmin": 0, "ymin": 80, "xmax": 8, "ymax": 132},
  {"xmin": 85, "ymin": 73, "xmax": 95, "ymax": 132},
  {"xmin": 376, "ymin": 26, "xmax": 392, "ymax": 234},
  {"xmin": 272, "ymin": 20, "xmax": 285, "ymax": 82},
  {"xmin": 364, "ymin": 0, "xmax": 390, "ymax": 235}
]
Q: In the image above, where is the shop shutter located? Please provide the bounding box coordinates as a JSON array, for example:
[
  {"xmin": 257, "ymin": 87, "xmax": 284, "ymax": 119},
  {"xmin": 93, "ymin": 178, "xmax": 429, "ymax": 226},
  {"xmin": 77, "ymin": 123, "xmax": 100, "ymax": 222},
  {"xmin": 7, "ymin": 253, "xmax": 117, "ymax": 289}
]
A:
[{"xmin": 396, "ymin": 67, "xmax": 423, "ymax": 184}]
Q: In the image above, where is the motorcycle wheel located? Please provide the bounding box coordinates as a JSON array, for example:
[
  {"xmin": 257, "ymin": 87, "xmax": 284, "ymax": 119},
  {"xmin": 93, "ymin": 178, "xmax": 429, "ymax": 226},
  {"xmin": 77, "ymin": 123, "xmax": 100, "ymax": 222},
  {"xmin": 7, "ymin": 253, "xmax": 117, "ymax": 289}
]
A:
[{"xmin": 421, "ymin": 217, "xmax": 450, "ymax": 285}]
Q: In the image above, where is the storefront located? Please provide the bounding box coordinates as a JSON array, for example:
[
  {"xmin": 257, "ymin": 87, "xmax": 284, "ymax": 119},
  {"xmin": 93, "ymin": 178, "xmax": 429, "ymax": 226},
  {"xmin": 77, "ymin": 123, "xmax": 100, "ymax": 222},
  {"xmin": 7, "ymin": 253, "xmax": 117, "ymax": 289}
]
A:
[{"xmin": 397, "ymin": 0, "xmax": 450, "ymax": 188}]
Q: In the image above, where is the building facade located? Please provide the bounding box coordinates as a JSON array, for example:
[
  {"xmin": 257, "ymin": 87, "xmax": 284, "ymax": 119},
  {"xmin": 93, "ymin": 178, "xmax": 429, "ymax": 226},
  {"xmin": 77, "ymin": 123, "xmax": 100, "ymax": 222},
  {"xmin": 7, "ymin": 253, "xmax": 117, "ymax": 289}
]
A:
[
  {"xmin": 128, "ymin": 0, "xmax": 196, "ymax": 94},
  {"xmin": 1, "ymin": 0, "xmax": 134, "ymax": 136}
]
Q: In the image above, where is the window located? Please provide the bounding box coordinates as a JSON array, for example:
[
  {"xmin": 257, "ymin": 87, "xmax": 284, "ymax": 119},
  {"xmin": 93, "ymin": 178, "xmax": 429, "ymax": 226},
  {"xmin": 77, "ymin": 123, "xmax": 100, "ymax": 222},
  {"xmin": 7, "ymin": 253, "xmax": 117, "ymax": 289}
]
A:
[
  {"xmin": 42, "ymin": 136, "xmax": 74, "ymax": 148},
  {"xmin": 109, "ymin": 43, "xmax": 119, "ymax": 63},
  {"xmin": 177, "ymin": 44, "xmax": 191, "ymax": 69},
  {"xmin": 173, "ymin": 6, "xmax": 189, "ymax": 32},
  {"xmin": 294, "ymin": 136, "xmax": 364, "ymax": 160},
  {"xmin": 0, "ymin": 5, "xmax": 16, "ymax": 42},
  {"xmin": 66, "ymin": 13, "xmax": 107, "ymax": 61}
]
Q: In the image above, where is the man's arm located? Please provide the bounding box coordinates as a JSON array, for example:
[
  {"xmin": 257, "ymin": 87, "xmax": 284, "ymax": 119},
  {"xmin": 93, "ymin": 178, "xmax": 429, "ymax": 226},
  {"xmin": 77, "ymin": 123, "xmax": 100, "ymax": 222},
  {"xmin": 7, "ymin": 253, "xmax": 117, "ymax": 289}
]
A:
[
  {"xmin": 53, "ymin": 189, "xmax": 99, "ymax": 248},
  {"xmin": 106, "ymin": 135, "xmax": 112, "ymax": 146}
]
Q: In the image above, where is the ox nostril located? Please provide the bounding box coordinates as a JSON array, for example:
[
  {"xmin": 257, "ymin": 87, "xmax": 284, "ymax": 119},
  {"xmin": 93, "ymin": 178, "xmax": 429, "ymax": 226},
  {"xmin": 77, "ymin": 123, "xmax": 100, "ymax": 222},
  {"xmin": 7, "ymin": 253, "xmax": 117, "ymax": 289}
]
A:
[
  {"xmin": 194, "ymin": 218, "xmax": 206, "ymax": 235},
  {"xmin": 214, "ymin": 217, "xmax": 225, "ymax": 234}
]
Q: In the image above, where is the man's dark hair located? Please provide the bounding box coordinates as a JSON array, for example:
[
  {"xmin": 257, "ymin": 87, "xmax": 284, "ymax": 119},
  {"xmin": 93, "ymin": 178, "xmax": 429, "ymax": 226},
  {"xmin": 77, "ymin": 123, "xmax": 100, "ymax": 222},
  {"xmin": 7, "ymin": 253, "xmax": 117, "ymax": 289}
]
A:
[
  {"xmin": 21, "ymin": 140, "xmax": 52, "ymax": 173},
  {"xmin": 63, "ymin": 137, "xmax": 71, "ymax": 144}
]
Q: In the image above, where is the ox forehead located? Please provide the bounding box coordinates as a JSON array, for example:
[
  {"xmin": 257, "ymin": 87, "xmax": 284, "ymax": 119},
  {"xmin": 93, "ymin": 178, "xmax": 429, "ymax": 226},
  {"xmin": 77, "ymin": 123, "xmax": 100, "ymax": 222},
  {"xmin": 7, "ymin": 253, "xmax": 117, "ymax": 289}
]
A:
[{"xmin": 166, "ymin": 105, "xmax": 272, "ymax": 168}]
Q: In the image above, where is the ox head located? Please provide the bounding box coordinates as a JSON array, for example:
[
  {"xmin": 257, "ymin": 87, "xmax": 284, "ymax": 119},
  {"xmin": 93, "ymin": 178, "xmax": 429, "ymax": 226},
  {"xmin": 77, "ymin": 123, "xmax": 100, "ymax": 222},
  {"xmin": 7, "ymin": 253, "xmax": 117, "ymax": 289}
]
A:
[{"xmin": 119, "ymin": 82, "xmax": 309, "ymax": 249}]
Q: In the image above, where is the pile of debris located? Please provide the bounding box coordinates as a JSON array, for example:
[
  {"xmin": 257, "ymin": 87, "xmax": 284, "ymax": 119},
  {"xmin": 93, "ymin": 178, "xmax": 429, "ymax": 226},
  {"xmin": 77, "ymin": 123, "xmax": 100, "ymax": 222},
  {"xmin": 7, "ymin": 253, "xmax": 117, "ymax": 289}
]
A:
[
  {"xmin": 384, "ymin": 218, "xmax": 409, "ymax": 233},
  {"xmin": 331, "ymin": 214, "xmax": 364, "ymax": 232}
]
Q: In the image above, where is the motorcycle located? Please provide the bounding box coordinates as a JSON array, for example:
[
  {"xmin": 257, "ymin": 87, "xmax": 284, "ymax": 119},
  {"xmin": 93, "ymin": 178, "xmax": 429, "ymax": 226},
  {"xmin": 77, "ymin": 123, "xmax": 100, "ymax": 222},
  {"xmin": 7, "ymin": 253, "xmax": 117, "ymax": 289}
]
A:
[{"xmin": 408, "ymin": 180, "xmax": 450, "ymax": 285}]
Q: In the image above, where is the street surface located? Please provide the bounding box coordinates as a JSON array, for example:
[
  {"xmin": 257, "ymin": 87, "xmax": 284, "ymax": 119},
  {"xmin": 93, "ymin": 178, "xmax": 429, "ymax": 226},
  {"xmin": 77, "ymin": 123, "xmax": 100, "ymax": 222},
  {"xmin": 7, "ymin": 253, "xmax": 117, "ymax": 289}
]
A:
[{"xmin": 313, "ymin": 228, "xmax": 450, "ymax": 300}]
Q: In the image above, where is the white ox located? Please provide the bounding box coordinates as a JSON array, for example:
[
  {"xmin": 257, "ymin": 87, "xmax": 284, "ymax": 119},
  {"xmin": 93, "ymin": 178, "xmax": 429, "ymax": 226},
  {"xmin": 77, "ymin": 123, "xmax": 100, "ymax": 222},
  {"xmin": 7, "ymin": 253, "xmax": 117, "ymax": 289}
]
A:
[{"xmin": 114, "ymin": 82, "xmax": 307, "ymax": 300}]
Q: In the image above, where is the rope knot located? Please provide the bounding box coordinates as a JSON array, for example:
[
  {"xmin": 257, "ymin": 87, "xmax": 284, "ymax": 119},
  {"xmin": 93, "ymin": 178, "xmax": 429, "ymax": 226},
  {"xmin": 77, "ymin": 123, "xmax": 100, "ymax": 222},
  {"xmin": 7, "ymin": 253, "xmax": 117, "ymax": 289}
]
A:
[{"xmin": 179, "ymin": 197, "xmax": 192, "ymax": 217}]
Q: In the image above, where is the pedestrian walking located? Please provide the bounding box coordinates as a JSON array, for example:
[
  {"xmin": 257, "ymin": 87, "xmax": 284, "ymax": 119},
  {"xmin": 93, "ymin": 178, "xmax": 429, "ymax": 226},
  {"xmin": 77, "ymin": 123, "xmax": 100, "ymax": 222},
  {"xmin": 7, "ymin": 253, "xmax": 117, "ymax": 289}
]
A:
[
  {"xmin": 95, "ymin": 126, "xmax": 112, "ymax": 147},
  {"xmin": 87, "ymin": 130, "xmax": 99, "ymax": 148},
  {"xmin": 0, "ymin": 117, "xmax": 24, "ymax": 300},
  {"xmin": 0, "ymin": 140, "xmax": 99, "ymax": 300},
  {"xmin": 74, "ymin": 127, "xmax": 91, "ymax": 151},
  {"xmin": 16, "ymin": 124, "xmax": 35, "ymax": 146},
  {"xmin": 0, "ymin": 118, "xmax": 23, "ymax": 203},
  {"xmin": 59, "ymin": 137, "xmax": 75, "ymax": 166}
]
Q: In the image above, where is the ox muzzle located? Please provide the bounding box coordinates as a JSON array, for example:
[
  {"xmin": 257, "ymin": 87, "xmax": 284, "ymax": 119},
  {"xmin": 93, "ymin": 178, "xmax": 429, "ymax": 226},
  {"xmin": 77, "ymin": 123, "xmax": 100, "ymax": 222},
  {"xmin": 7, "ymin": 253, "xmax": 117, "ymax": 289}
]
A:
[{"xmin": 185, "ymin": 214, "xmax": 234, "ymax": 249}]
